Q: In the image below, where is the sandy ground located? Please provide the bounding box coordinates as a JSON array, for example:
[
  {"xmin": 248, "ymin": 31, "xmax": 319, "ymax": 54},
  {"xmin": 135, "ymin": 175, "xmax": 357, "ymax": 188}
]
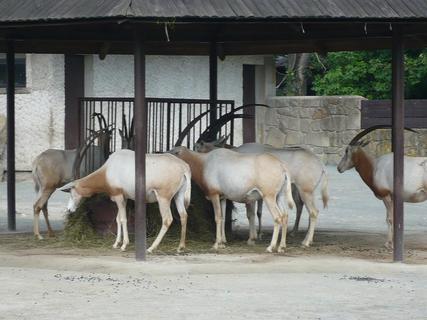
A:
[
  {"xmin": 0, "ymin": 167, "xmax": 426, "ymax": 319},
  {"xmin": 0, "ymin": 252, "xmax": 426, "ymax": 320}
]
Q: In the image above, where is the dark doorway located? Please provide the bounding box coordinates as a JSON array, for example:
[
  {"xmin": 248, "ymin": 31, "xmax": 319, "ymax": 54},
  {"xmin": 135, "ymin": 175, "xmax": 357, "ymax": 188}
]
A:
[
  {"xmin": 243, "ymin": 64, "xmax": 256, "ymax": 143},
  {"xmin": 65, "ymin": 54, "xmax": 84, "ymax": 149}
]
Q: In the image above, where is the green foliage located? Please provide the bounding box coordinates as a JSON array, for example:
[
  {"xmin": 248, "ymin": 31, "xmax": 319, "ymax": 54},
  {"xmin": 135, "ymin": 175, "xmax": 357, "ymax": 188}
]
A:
[{"xmin": 311, "ymin": 50, "xmax": 427, "ymax": 99}]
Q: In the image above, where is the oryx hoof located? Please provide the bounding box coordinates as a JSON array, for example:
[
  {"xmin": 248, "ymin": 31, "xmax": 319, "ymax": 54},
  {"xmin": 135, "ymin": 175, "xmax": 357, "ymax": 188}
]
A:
[
  {"xmin": 113, "ymin": 242, "xmax": 120, "ymax": 249},
  {"xmin": 384, "ymin": 241, "xmax": 394, "ymax": 250},
  {"xmin": 177, "ymin": 246, "xmax": 185, "ymax": 253},
  {"xmin": 288, "ymin": 231, "xmax": 297, "ymax": 238},
  {"xmin": 120, "ymin": 244, "xmax": 128, "ymax": 252},
  {"xmin": 47, "ymin": 232, "xmax": 56, "ymax": 238},
  {"xmin": 301, "ymin": 241, "xmax": 310, "ymax": 248},
  {"xmin": 147, "ymin": 247, "xmax": 154, "ymax": 254},
  {"xmin": 266, "ymin": 246, "xmax": 275, "ymax": 253},
  {"xmin": 277, "ymin": 246, "xmax": 286, "ymax": 253},
  {"xmin": 247, "ymin": 239, "xmax": 256, "ymax": 246},
  {"xmin": 35, "ymin": 234, "xmax": 44, "ymax": 240},
  {"xmin": 213, "ymin": 242, "xmax": 224, "ymax": 250}
]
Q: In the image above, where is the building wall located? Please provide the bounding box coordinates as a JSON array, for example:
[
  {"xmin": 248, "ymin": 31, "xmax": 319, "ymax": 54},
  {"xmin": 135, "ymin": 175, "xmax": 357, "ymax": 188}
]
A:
[
  {"xmin": 260, "ymin": 96, "xmax": 427, "ymax": 165},
  {"xmin": 0, "ymin": 54, "xmax": 65, "ymax": 171},
  {"xmin": 85, "ymin": 55, "xmax": 269, "ymax": 146},
  {"xmin": 0, "ymin": 54, "xmax": 272, "ymax": 171}
]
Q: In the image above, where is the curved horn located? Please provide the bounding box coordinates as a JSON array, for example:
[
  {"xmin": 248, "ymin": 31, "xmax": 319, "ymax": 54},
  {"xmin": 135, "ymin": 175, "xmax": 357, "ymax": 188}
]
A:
[
  {"xmin": 174, "ymin": 104, "xmax": 269, "ymax": 147},
  {"xmin": 122, "ymin": 113, "xmax": 128, "ymax": 138},
  {"xmin": 349, "ymin": 125, "xmax": 418, "ymax": 146},
  {"xmin": 91, "ymin": 112, "xmax": 108, "ymax": 130},
  {"xmin": 72, "ymin": 129, "xmax": 106, "ymax": 179}
]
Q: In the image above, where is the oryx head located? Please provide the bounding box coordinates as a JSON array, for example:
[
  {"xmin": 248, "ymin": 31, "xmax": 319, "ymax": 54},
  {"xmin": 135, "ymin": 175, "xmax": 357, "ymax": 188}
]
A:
[
  {"xmin": 194, "ymin": 134, "xmax": 230, "ymax": 153},
  {"xmin": 58, "ymin": 181, "xmax": 82, "ymax": 212},
  {"xmin": 337, "ymin": 125, "xmax": 418, "ymax": 173},
  {"xmin": 337, "ymin": 139, "xmax": 370, "ymax": 173}
]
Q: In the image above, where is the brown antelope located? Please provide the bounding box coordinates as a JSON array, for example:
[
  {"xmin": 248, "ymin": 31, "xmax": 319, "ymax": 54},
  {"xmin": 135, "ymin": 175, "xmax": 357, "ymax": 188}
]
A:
[
  {"xmin": 32, "ymin": 130, "xmax": 107, "ymax": 240},
  {"xmin": 60, "ymin": 149, "xmax": 191, "ymax": 253},
  {"xmin": 337, "ymin": 126, "xmax": 422, "ymax": 249},
  {"xmin": 169, "ymin": 146, "xmax": 295, "ymax": 253}
]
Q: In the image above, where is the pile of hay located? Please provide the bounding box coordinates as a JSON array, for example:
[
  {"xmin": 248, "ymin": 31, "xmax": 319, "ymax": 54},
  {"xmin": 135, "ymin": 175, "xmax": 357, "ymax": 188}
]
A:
[{"xmin": 63, "ymin": 183, "xmax": 215, "ymax": 247}]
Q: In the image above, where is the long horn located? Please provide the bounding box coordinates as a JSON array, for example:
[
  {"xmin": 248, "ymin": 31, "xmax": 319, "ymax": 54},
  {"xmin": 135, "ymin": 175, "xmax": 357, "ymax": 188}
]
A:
[
  {"xmin": 91, "ymin": 112, "xmax": 108, "ymax": 130},
  {"xmin": 122, "ymin": 113, "xmax": 128, "ymax": 138},
  {"xmin": 72, "ymin": 129, "xmax": 106, "ymax": 179},
  {"xmin": 349, "ymin": 125, "xmax": 418, "ymax": 145},
  {"xmin": 129, "ymin": 116, "xmax": 135, "ymax": 137}
]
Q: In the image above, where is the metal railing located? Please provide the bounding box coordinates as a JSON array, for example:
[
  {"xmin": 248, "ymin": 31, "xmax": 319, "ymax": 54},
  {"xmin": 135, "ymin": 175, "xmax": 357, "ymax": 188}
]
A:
[{"xmin": 79, "ymin": 97, "xmax": 235, "ymax": 172}]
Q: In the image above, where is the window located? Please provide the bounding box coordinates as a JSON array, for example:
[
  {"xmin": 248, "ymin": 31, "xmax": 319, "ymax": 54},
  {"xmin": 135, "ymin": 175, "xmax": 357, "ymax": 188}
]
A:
[{"xmin": 0, "ymin": 54, "xmax": 26, "ymax": 88}]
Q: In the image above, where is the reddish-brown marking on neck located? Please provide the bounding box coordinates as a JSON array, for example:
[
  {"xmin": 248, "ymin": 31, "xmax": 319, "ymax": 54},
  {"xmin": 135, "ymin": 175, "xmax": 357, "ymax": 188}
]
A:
[
  {"xmin": 352, "ymin": 149, "xmax": 390, "ymax": 198},
  {"xmin": 75, "ymin": 168, "xmax": 122, "ymax": 197},
  {"xmin": 177, "ymin": 149, "xmax": 211, "ymax": 194}
]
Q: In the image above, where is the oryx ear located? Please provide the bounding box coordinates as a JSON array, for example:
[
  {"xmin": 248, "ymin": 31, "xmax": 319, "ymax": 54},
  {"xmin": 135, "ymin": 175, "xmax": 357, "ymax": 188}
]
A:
[
  {"xmin": 118, "ymin": 129, "xmax": 123, "ymax": 137},
  {"xmin": 215, "ymin": 134, "xmax": 230, "ymax": 147},
  {"xmin": 59, "ymin": 181, "xmax": 75, "ymax": 193}
]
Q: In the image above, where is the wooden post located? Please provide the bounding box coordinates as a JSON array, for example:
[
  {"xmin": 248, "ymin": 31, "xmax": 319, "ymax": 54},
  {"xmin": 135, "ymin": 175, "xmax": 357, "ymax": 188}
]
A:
[
  {"xmin": 209, "ymin": 42, "xmax": 218, "ymax": 128},
  {"xmin": 134, "ymin": 38, "xmax": 147, "ymax": 261},
  {"xmin": 6, "ymin": 41, "xmax": 16, "ymax": 231},
  {"xmin": 392, "ymin": 26, "xmax": 404, "ymax": 262}
]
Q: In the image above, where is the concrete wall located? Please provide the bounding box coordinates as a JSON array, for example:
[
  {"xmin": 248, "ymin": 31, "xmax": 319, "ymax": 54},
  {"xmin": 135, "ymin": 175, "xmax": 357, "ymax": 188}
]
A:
[
  {"xmin": 259, "ymin": 96, "xmax": 427, "ymax": 165},
  {"xmin": 0, "ymin": 54, "xmax": 65, "ymax": 171}
]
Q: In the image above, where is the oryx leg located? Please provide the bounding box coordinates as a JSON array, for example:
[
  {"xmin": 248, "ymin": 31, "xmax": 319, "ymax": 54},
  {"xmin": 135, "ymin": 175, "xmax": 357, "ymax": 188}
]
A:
[
  {"xmin": 210, "ymin": 194, "xmax": 225, "ymax": 250},
  {"xmin": 113, "ymin": 213, "xmax": 122, "ymax": 249},
  {"xmin": 289, "ymin": 186, "xmax": 304, "ymax": 236},
  {"xmin": 174, "ymin": 191, "xmax": 188, "ymax": 253},
  {"xmin": 111, "ymin": 194, "xmax": 129, "ymax": 251},
  {"xmin": 383, "ymin": 196, "xmax": 394, "ymax": 250},
  {"xmin": 264, "ymin": 196, "xmax": 283, "ymax": 253},
  {"xmin": 246, "ymin": 201, "xmax": 257, "ymax": 245},
  {"xmin": 220, "ymin": 199, "xmax": 227, "ymax": 244},
  {"xmin": 300, "ymin": 192, "xmax": 319, "ymax": 247},
  {"xmin": 277, "ymin": 192, "xmax": 289, "ymax": 253},
  {"xmin": 148, "ymin": 196, "xmax": 173, "ymax": 253},
  {"xmin": 33, "ymin": 189, "xmax": 54, "ymax": 240},
  {"xmin": 42, "ymin": 201, "xmax": 55, "ymax": 237},
  {"xmin": 256, "ymin": 200, "xmax": 263, "ymax": 240}
]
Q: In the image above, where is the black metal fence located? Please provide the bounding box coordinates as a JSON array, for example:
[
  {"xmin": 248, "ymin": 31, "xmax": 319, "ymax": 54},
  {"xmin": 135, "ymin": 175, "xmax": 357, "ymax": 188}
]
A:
[{"xmin": 79, "ymin": 97, "xmax": 235, "ymax": 172}]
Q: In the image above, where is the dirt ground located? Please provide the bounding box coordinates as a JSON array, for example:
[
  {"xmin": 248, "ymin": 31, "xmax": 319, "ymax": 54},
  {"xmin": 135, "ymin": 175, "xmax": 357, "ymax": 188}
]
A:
[
  {"xmin": 1, "ymin": 167, "xmax": 427, "ymax": 319},
  {"xmin": 0, "ymin": 230, "xmax": 426, "ymax": 320}
]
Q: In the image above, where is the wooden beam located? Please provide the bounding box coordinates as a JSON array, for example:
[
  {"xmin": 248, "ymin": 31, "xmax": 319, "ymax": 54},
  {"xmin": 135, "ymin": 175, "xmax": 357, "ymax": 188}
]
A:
[
  {"xmin": 209, "ymin": 42, "xmax": 218, "ymax": 129},
  {"xmin": 6, "ymin": 40, "xmax": 16, "ymax": 231},
  {"xmin": 392, "ymin": 26, "xmax": 405, "ymax": 262},
  {"xmin": 134, "ymin": 37, "xmax": 147, "ymax": 261}
]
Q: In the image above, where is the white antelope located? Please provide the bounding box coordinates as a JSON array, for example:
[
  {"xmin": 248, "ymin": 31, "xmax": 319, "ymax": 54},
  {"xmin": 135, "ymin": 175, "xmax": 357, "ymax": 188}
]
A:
[
  {"xmin": 60, "ymin": 149, "xmax": 191, "ymax": 253},
  {"xmin": 337, "ymin": 126, "xmax": 423, "ymax": 249},
  {"xmin": 196, "ymin": 138, "xmax": 328, "ymax": 247},
  {"xmin": 169, "ymin": 146, "xmax": 295, "ymax": 253}
]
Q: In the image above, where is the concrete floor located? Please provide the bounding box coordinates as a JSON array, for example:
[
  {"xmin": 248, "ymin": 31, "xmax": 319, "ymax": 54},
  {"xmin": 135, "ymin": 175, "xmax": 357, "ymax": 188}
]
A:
[{"xmin": 2, "ymin": 166, "xmax": 426, "ymax": 235}]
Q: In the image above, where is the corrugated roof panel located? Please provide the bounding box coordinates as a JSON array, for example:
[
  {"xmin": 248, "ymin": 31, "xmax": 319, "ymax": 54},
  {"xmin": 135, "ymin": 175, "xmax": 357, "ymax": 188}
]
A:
[{"xmin": 0, "ymin": 0, "xmax": 426, "ymax": 22}]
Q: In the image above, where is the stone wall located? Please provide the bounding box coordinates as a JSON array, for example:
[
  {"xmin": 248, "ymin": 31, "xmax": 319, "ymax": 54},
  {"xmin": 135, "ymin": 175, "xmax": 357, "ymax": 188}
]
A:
[{"xmin": 258, "ymin": 96, "xmax": 427, "ymax": 165}]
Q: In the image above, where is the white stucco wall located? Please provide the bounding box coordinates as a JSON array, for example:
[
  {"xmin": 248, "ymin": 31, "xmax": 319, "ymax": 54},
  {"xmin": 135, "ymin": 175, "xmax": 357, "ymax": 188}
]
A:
[
  {"xmin": 85, "ymin": 55, "xmax": 270, "ymax": 146},
  {"xmin": 1, "ymin": 53, "xmax": 272, "ymax": 171},
  {"xmin": 0, "ymin": 54, "xmax": 65, "ymax": 171}
]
